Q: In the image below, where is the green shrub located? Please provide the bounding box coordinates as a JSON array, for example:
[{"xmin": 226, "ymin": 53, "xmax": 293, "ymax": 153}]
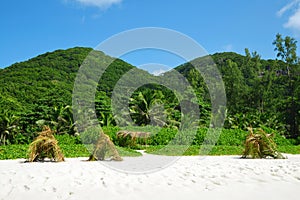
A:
[
  {"xmin": 55, "ymin": 134, "xmax": 82, "ymax": 145},
  {"xmin": 0, "ymin": 144, "xmax": 28, "ymax": 159},
  {"xmin": 79, "ymin": 127, "xmax": 101, "ymax": 144},
  {"xmin": 192, "ymin": 128, "xmax": 206, "ymax": 145},
  {"xmin": 113, "ymin": 126, "xmax": 292, "ymax": 148},
  {"xmin": 278, "ymin": 145, "xmax": 300, "ymax": 154},
  {"xmin": 143, "ymin": 126, "xmax": 291, "ymax": 147},
  {"xmin": 102, "ymin": 126, "xmax": 120, "ymax": 142},
  {"xmin": 147, "ymin": 128, "xmax": 177, "ymax": 145},
  {"xmin": 216, "ymin": 129, "xmax": 248, "ymax": 146},
  {"xmin": 258, "ymin": 126, "xmax": 291, "ymax": 146},
  {"xmin": 145, "ymin": 145, "xmax": 245, "ymax": 156}
]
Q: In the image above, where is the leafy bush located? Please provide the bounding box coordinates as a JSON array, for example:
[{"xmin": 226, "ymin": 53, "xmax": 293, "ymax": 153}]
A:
[
  {"xmin": 0, "ymin": 144, "xmax": 28, "ymax": 159},
  {"xmin": 133, "ymin": 126, "xmax": 291, "ymax": 147},
  {"xmin": 145, "ymin": 145, "xmax": 245, "ymax": 156},
  {"xmin": 147, "ymin": 128, "xmax": 177, "ymax": 145},
  {"xmin": 79, "ymin": 127, "xmax": 101, "ymax": 144},
  {"xmin": 128, "ymin": 127, "xmax": 246, "ymax": 146},
  {"xmin": 259, "ymin": 126, "xmax": 291, "ymax": 146},
  {"xmin": 216, "ymin": 129, "xmax": 248, "ymax": 146},
  {"xmin": 55, "ymin": 134, "xmax": 82, "ymax": 145},
  {"xmin": 278, "ymin": 145, "xmax": 300, "ymax": 154},
  {"xmin": 102, "ymin": 126, "xmax": 120, "ymax": 142}
]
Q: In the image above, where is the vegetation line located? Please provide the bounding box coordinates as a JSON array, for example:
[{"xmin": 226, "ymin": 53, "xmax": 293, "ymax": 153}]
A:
[{"xmin": 1, "ymin": 34, "xmax": 300, "ymax": 159}]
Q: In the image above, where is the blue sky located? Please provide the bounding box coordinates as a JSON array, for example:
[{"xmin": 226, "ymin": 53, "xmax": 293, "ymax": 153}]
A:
[{"xmin": 1, "ymin": 0, "xmax": 300, "ymax": 74}]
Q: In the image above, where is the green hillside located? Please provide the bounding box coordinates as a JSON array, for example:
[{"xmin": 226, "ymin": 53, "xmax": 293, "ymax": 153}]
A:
[
  {"xmin": 0, "ymin": 40, "xmax": 300, "ymax": 146},
  {"xmin": 175, "ymin": 50, "xmax": 299, "ymax": 140},
  {"xmin": 0, "ymin": 47, "xmax": 135, "ymax": 111},
  {"xmin": 0, "ymin": 47, "xmax": 136, "ymax": 144},
  {"xmin": 0, "ymin": 47, "xmax": 90, "ymax": 111}
]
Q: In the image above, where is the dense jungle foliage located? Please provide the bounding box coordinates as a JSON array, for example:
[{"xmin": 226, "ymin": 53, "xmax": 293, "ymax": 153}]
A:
[{"xmin": 0, "ymin": 34, "xmax": 300, "ymax": 147}]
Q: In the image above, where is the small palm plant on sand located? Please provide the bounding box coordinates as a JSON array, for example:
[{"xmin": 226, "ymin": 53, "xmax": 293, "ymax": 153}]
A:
[
  {"xmin": 242, "ymin": 127, "xmax": 285, "ymax": 159},
  {"xmin": 28, "ymin": 126, "xmax": 64, "ymax": 162},
  {"xmin": 88, "ymin": 130, "xmax": 122, "ymax": 161}
]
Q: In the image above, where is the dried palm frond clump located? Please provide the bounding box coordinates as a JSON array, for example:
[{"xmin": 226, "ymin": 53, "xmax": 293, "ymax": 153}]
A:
[
  {"xmin": 88, "ymin": 131, "xmax": 122, "ymax": 161},
  {"xmin": 116, "ymin": 130, "xmax": 150, "ymax": 147},
  {"xmin": 28, "ymin": 126, "xmax": 65, "ymax": 162},
  {"xmin": 242, "ymin": 127, "xmax": 285, "ymax": 159}
]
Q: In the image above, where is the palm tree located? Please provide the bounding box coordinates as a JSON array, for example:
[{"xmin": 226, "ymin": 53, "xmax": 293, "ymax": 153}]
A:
[
  {"xmin": 99, "ymin": 112, "xmax": 115, "ymax": 127},
  {"xmin": 52, "ymin": 105, "xmax": 75, "ymax": 135},
  {"xmin": 95, "ymin": 91, "xmax": 116, "ymax": 127},
  {"xmin": 36, "ymin": 105, "xmax": 76, "ymax": 135},
  {"xmin": 0, "ymin": 112, "xmax": 20, "ymax": 145},
  {"xmin": 129, "ymin": 89, "xmax": 166, "ymax": 126}
]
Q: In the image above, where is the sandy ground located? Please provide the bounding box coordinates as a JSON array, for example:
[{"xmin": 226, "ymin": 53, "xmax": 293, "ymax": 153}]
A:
[{"xmin": 0, "ymin": 153, "xmax": 299, "ymax": 200}]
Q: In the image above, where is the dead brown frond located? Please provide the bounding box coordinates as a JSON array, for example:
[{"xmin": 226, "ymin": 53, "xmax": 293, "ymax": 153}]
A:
[
  {"xmin": 88, "ymin": 131, "xmax": 122, "ymax": 161},
  {"xmin": 28, "ymin": 126, "xmax": 65, "ymax": 162},
  {"xmin": 242, "ymin": 127, "xmax": 285, "ymax": 159},
  {"xmin": 116, "ymin": 130, "xmax": 150, "ymax": 147}
]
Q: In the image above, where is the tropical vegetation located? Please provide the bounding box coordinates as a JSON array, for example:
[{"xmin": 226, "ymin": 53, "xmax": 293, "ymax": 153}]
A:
[{"xmin": 0, "ymin": 34, "xmax": 300, "ymax": 159}]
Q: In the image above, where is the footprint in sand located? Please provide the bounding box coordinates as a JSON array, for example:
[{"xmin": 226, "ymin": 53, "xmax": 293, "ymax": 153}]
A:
[
  {"xmin": 100, "ymin": 178, "xmax": 107, "ymax": 187},
  {"xmin": 24, "ymin": 185, "xmax": 30, "ymax": 191}
]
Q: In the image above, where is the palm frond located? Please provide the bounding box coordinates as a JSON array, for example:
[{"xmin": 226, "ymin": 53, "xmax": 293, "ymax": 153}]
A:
[
  {"xmin": 28, "ymin": 126, "xmax": 64, "ymax": 162},
  {"xmin": 242, "ymin": 127, "xmax": 285, "ymax": 159},
  {"xmin": 88, "ymin": 131, "xmax": 122, "ymax": 161}
]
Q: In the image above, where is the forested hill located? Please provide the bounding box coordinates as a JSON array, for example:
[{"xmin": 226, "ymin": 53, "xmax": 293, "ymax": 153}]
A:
[
  {"xmin": 0, "ymin": 47, "xmax": 138, "ymax": 144},
  {"xmin": 0, "ymin": 47, "xmax": 135, "ymax": 112},
  {"xmin": 0, "ymin": 47, "xmax": 90, "ymax": 111},
  {"xmin": 176, "ymin": 50, "xmax": 299, "ymax": 139},
  {"xmin": 0, "ymin": 46, "xmax": 299, "ymax": 145}
]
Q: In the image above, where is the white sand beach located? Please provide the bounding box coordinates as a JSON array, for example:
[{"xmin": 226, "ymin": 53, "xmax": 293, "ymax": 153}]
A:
[{"xmin": 0, "ymin": 153, "xmax": 299, "ymax": 200}]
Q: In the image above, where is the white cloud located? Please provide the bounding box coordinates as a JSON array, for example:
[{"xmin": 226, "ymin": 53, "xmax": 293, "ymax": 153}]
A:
[
  {"xmin": 277, "ymin": 0, "xmax": 300, "ymax": 31},
  {"xmin": 277, "ymin": 0, "xmax": 300, "ymax": 16},
  {"xmin": 152, "ymin": 69, "xmax": 168, "ymax": 76},
  {"xmin": 71, "ymin": 0, "xmax": 122, "ymax": 9},
  {"xmin": 284, "ymin": 8, "xmax": 300, "ymax": 31}
]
